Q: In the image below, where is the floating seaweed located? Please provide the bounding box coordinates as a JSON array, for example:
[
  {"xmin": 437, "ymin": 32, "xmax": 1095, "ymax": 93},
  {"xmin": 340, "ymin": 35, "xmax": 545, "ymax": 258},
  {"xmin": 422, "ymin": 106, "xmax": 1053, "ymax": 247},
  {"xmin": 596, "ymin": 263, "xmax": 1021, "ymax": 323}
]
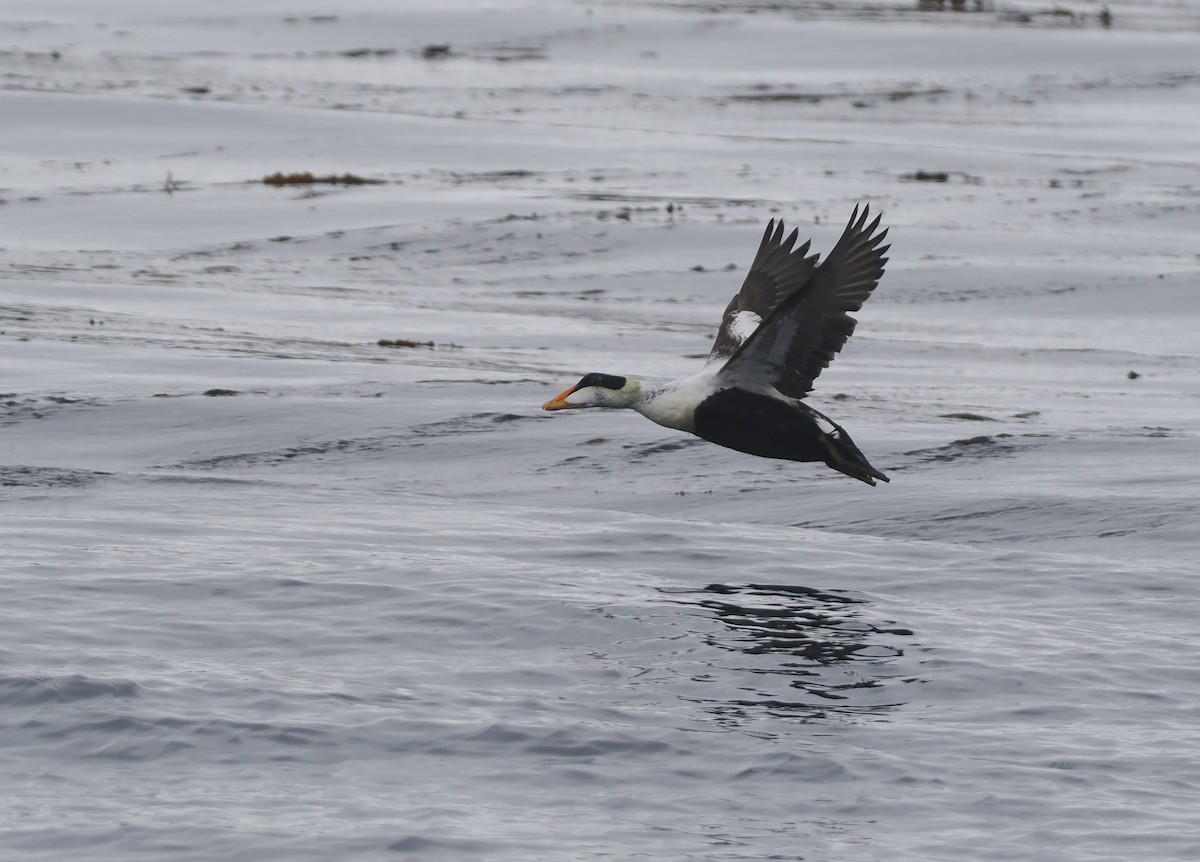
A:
[{"xmin": 261, "ymin": 172, "xmax": 383, "ymax": 186}]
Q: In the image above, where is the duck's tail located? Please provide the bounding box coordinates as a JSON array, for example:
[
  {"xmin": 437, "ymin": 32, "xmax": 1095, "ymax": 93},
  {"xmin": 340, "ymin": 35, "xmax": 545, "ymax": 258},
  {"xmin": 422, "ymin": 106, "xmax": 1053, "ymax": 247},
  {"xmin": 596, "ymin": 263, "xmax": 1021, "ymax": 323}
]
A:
[{"xmin": 819, "ymin": 427, "xmax": 890, "ymax": 486}]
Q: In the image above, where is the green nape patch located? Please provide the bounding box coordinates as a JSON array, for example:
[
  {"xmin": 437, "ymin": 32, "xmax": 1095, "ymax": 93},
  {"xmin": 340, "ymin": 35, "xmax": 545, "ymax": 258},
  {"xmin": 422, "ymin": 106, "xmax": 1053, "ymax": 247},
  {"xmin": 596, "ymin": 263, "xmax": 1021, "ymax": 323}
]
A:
[{"xmin": 262, "ymin": 172, "xmax": 384, "ymax": 186}]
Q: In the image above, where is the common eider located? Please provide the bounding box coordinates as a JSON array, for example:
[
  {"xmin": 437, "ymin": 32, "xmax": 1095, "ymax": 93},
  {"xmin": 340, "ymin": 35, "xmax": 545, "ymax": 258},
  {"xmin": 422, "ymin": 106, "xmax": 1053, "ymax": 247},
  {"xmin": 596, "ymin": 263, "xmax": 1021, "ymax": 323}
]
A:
[{"xmin": 543, "ymin": 205, "xmax": 890, "ymax": 485}]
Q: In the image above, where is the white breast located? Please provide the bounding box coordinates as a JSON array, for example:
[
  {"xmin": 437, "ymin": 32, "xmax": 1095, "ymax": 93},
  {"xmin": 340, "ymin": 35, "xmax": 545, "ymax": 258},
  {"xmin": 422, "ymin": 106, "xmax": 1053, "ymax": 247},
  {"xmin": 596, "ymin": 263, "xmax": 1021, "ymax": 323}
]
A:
[{"xmin": 634, "ymin": 368, "xmax": 721, "ymax": 433}]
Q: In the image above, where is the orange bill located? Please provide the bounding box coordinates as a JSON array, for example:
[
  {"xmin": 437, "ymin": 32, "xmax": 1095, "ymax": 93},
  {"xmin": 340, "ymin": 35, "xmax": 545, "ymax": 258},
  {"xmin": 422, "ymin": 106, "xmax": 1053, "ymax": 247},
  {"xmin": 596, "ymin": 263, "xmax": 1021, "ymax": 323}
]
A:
[{"xmin": 542, "ymin": 385, "xmax": 584, "ymax": 410}]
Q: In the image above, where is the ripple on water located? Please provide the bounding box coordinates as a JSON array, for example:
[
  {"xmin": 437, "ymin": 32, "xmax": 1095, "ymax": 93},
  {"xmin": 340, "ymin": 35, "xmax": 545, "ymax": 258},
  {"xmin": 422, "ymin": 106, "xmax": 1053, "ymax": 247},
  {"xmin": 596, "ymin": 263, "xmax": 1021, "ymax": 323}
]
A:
[
  {"xmin": 22, "ymin": 710, "xmax": 338, "ymax": 763},
  {"xmin": 664, "ymin": 582, "xmax": 918, "ymax": 723},
  {"xmin": 0, "ymin": 673, "xmax": 139, "ymax": 706}
]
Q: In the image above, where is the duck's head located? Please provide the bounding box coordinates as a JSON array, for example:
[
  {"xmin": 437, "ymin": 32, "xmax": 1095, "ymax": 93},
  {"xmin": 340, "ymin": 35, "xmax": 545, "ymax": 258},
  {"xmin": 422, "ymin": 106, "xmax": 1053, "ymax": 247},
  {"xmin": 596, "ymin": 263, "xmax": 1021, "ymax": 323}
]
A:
[{"xmin": 542, "ymin": 373, "xmax": 642, "ymax": 410}]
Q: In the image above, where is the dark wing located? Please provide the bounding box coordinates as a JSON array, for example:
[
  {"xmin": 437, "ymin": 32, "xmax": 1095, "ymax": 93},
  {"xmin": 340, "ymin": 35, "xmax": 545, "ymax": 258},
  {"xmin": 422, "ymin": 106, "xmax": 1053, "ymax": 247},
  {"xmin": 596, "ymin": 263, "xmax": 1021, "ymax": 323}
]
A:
[
  {"xmin": 714, "ymin": 205, "xmax": 889, "ymax": 398},
  {"xmin": 707, "ymin": 219, "xmax": 818, "ymax": 362}
]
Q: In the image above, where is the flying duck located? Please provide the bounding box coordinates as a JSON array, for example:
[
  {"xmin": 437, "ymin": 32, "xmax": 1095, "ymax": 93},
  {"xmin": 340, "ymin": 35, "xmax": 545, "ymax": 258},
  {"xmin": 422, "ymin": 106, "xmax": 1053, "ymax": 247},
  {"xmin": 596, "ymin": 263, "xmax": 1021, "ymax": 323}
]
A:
[{"xmin": 542, "ymin": 205, "xmax": 891, "ymax": 485}]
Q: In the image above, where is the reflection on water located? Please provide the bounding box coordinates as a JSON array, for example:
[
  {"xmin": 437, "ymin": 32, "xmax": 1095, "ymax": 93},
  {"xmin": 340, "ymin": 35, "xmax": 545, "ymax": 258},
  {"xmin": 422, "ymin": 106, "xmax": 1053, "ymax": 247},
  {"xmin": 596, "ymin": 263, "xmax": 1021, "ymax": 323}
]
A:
[{"xmin": 667, "ymin": 583, "xmax": 916, "ymax": 723}]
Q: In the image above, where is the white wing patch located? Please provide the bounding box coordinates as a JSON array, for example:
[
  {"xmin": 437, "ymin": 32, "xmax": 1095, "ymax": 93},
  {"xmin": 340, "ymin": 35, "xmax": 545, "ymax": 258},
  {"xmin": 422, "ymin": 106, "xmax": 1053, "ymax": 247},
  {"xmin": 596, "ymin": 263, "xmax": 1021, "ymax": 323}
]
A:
[{"xmin": 728, "ymin": 310, "xmax": 762, "ymax": 344}]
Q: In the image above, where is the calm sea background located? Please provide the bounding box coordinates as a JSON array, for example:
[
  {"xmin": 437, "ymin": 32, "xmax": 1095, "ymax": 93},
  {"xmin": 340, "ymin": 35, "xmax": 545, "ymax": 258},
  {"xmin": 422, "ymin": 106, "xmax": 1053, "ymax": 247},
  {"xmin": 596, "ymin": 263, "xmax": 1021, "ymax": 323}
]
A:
[{"xmin": 3, "ymin": 1, "xmax": 1199, "ymax": 859}]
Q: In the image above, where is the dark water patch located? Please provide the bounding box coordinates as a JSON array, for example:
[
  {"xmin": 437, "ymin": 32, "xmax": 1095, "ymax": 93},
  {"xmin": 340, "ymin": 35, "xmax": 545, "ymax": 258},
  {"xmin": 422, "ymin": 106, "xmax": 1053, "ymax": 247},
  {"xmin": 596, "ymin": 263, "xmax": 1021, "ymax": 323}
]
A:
[
  {"xmin": 478, "ymin": 44, "xmax": 547, "ymax": 63},
  {"xmin": 902, "ymin": 433, "xmax": 1017, "ymax": 464},
  {"xmin": 694, "ymin": 583, "xmax": 912, "ymax": 659},
  {"xmin": 0, "ymin": 674, "xmax": 139, "ymax": 706},
  {"xmin": 888, "ymin": 85, "xmax": 951, "ymax": 100},
  {"xmin": 338, "ymin": 48, "xmax": 398, "ymax": 59},
  {"xmin": 1, "ymin": 393, "xmax": 101, "ymax": 426},
  {"xmin": 263, "ymin": 576, "xmax": 407, "ymax": 607},
  {"xmin": 174, "ymin": 716, "xmax": 330, "ymax": 744},
  {"xmin": 917, "ymin": 501, "xmax": 1033, "ymax": 526},
  {"xmin": 622, "ymin": 437, "xmax": 705, "ymax": 460},
  {"xmin": 513, "ymin": 287, "xmax": 606, "ymax": 299},
  {"xmin": 939, "ymin": 411, "xmax": 996, "ymax": 421},
  {"xmin": 901, "ymin": 168, "xmax": 983, "ymax": 184},
  {"xmin": 666, "ymin": 583, "xmax": 914, "ymax": 722},
  {"xmin": 388, "ymin": 835, "xmax": 494, "ymax": 855},
  {"xmin": 724, "ymin": 83, "xmax": 951, "ymax": 109},
  {"xmin": 446, "ymin": 722, "xmax": 681, "ymax": 761},
  {"xmin": 1, "ymin": 465, "xmax": 112, "ymax": 487},
  {"xmin": 524, "ymin": 728, "xmax": 673, "ymax": 759},
  {"xmin": 147, "ymin": 473, "xmax": 264, "ymax": 486},
  {"xmin": 562, "ymin": 190, "xmax": 764, "ymax": 209},
  {"xmin": 903, "ymin": 169, "xmax": 948, "ymax": 182},
  {"xmin": 443, "ymin": 168, "xmax": 537, "ymax": 184},
  {"xmin": 537, "ymin": 453, "xmax": 605, "ymax": 473},
  {"xmin": 804, "ymin": 493, "xmax": 1200, "ymax": 548},
  {"xmin": 729, "ymin": 90, "xmax": 827, "ymax": 104},
  {"xmin": 6, "ymin": 304, "xmax": 385, "ymax": 362},
  {"xmin": 178, "ymin": 437, "xmax": 394, "ymax": 469},
  {"xmin": 916, "ymin": 0, "xmax": 985, "ymax": 12},
  {"xmin": 33, "ymin": 713, "xmax": 334, "ymax": 758},
  {"xmin": 414, "ymin": 377, "xmax": 545, "ymax": 386},
  {"xmin": 412, "ymin": 411, "xmax": 534, "ymax": 437},
  {"xmin": 177, "ymin": 412, "xmax": 533, "ymax": 469},
  {"xmin": 731, "ymin": 751, "xmax": 854, "ymax": 783}
]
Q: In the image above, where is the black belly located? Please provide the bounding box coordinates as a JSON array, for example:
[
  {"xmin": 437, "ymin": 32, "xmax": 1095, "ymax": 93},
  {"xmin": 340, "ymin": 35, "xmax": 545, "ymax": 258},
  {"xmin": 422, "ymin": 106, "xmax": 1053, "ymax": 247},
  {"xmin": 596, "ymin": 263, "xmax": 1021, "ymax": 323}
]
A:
[{"xmin": 692, "ymin": 388, "xmax": 826, "ymax": 463}]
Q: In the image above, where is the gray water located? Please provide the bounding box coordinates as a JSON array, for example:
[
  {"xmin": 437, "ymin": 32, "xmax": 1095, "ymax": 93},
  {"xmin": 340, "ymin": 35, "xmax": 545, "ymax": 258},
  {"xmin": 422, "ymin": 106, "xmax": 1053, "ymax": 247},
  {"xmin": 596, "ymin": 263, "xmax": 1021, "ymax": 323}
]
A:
[{"xmin": 3, "ymin": 1, "xmax": 1200, "ymax": 860}]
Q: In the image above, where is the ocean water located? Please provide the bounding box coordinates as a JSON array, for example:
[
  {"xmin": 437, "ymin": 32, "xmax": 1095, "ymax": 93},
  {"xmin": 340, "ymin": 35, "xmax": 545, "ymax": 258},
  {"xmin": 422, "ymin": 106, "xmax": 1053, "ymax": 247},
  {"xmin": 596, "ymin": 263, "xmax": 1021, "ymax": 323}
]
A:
[{"xmin": 3, "ymin": 1, "xmax": 1199, "ymax": 860}]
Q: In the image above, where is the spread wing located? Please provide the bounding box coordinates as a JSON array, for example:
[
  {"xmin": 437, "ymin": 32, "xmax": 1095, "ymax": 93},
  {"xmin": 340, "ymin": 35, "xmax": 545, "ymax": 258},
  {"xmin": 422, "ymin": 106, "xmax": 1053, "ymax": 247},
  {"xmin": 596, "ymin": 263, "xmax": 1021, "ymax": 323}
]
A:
[
  {"xmin": 714, "ymin": 205, "xmax": 889, "ymax": 398},
  {"xmin": 707, "ymin": 219, "xmax": 818, "ymax": 363}
]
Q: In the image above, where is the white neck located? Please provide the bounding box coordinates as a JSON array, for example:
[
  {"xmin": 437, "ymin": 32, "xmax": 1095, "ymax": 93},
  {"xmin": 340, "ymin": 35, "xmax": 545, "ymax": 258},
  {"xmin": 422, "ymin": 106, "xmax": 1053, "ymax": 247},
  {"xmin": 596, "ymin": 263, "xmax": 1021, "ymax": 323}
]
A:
[{"xmin": 634, "ymin": 370, "xmax": 720, "ymax": 433}]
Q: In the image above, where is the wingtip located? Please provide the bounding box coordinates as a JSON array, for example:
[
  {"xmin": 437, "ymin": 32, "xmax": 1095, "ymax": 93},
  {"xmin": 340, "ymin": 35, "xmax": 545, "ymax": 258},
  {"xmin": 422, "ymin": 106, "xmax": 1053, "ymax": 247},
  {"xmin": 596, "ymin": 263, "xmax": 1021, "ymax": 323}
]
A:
[
  {"xmin": 840, "ymin": 204, "xmax": 887, "ymax": 246},
  {"xmin": 782, "ymin": 226, "xmax": 799, "ymax": 254},
  {"xmin": 847, "ymin": 202, "xmax": 885, "ymax": 226}
]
